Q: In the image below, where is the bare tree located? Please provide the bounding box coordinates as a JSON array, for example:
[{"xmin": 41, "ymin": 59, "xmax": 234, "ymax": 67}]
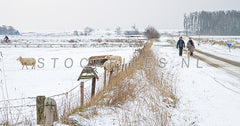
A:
[
  {"xmin": 73, "ymin": 30, "xmax": 78, "ymax": 36},
  {"xmin": 144, "ymin": 26, "xmax": 160, "ymax": 39}
]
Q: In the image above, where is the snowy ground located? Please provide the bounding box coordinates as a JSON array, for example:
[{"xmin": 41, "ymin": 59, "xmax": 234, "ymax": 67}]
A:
[
  {"xmin": 68, "ymin": 36, "xmax": 240, "ymax": 126},
  {"xmin": 0, "ymin": 47, "xmax": 138, "ymax": 124},
  {"xmin": 0, "ymin": 48, "xmax": 136, "ymax": 98},
  {"xmin": 153, "ymin": 36, "xmax": 240, "ymax": 126},
  {"xmin": 1, "ymin": 33, "xmax": 240, "ymax": 125}
]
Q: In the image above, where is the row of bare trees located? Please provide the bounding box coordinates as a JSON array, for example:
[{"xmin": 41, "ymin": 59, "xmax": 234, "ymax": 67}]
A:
[{"xmin": 184, "ymin": 10, "xmax": 240, "ymax": 35}]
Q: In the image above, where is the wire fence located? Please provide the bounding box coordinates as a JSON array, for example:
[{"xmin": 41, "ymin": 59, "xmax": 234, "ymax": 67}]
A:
[
  {"xmin": 0, "ymin": 79, "xmax": 93, "ymax": 125},
  {"xmin": 0, "ymin": 51, "xmax": 37, "ymax": 125},
  {"xmin": 0, "ymin": 43, "xmax": 144, "ymax": 48},
  {"xmin": 0, "ymin": 64, "xmax": 105, "ymax": 125},
  {"xmin": 0, "ymin": 43, "xmax": 128, "ymax": 125}
]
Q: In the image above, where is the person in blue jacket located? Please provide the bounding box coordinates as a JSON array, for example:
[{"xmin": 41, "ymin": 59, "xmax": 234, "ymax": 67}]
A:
[{"xmin": 176, "ymin": 36, "xmax": 185, "ymax": 56}]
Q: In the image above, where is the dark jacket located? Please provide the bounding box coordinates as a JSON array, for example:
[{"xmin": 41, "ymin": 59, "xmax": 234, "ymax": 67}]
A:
[
  {"xmin": 4, "ymin": 36, "xmax": 9, "ymax": 40},
  {"xmin": 177, "ymin": 39, "xmax": 185, "ymax": 49}
]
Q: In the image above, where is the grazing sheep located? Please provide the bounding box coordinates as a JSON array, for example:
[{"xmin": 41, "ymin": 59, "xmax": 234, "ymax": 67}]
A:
[
  {"xmin": 103, "ymin": 60, "xmax": 121, "ymax": 73},
  {"xmin": 17, "ymin": 56, "xmax": 36, "ymax": 69}
]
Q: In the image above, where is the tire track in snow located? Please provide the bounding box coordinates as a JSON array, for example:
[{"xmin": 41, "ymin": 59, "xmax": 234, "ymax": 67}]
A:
[{"xmin": 213, "ymin": 78, "xmax": 240, "ymax": 95}]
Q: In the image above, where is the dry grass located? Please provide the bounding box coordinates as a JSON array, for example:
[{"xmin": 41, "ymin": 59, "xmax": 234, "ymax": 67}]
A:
[{"xmin": 66, "ymin": 39, "xmax": 178, "ymax": 125}]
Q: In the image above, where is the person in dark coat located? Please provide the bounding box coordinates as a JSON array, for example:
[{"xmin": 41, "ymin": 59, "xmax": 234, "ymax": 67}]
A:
[
  {"xmin": 187, "ymin": 37, "xmax": 195, "ymax": 56},
  {"xmin": 176, "ymin": 37, "xmax": 185, "ymax": 56},
  {"xmin": 4, "ymin": 35, "xmax": 9, "ymax": 43}
]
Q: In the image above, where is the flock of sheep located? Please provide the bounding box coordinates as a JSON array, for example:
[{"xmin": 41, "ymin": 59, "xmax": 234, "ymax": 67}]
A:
[{"xmin": 16, "ymin": 55, "xmax": 122, "ymax": 73}]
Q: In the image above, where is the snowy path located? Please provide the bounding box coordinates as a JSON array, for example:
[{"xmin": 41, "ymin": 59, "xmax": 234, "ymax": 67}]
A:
[
  {"xmin": 193, "ymin": 50, "xmax": 240, "ymax": 88},
  {"xmin": 166, "ymin": 36, "xmax": 240, "ymax": 92},
  {"xmin": 153, "ymin": 37, "xmax": 240, "ymax": 126}
]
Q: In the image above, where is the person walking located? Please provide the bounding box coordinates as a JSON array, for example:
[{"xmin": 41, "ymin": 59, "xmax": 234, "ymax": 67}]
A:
[
  {"xmin": 187, "ymin": 37, "xmax": 195, "ymax": 56},
  {"xmin": 176, "ymin": 36, "xmax": 185, "ymax": 56}
]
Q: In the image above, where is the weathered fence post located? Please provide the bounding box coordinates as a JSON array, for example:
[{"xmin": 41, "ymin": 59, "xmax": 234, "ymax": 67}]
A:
[
  {"xmin": 109, "ymin": 70, "xmax": 113, "ymax": 85},
  {"xmin": 122, "ymin": 64, "xmax": 124, "ymax": 72},
  {"xmin": 36, "ymin": 96, "xmax": 46, "ymax": 125},
  {"xmin": 80, "ymin": 82, "xmax": 84, "ymax": 107},
  {"xmin": 91, "ymin": 77, "xmax": 96, "ymax": 98},
  {"xmin": 44, "ymin": 97, "xmax": 59, "ymax": 126},
  {"xmin": 109, "ymin": 70, "xmax": 113, "ymax": 78},
  {"xmin": 104, "ymin": 70, "xmax": 107, "ymax": 87}
]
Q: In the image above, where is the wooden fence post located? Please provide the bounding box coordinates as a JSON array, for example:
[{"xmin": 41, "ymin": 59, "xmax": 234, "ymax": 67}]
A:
[
  {"xmin": 104, "ymin": 70, "xmax": 107, "ymax": 87},
  {"xmin": 80, "ymin": 82, "xmax": 84, "ymax": 107},
  {"xmin": 44, "ymin": 97, "xmax": 58, "ymax": 126},
  {"xmin": 91, "ymin": 77, "xmax": 96, "ymax": 98},
  {"xmin": 36, "ymin": 96, "xmax": 46, "ymax": 125},
  {"xmin": 109, "ymin": 70, "xmax": 113, "ymax": 85}
]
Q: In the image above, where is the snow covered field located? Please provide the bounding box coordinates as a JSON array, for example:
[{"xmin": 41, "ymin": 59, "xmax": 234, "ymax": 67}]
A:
[
  {"xmin": 0, "ymin": 31, "xmax": 146, "ymax": 45},
  {"xmin": 1, "ymin": 33, "xmax": 240, "ymax": 125},
  {"xmin": 191, "ymin": 35, "xmax": 240, "ymax": 43},
  {"xmin": 1, "ymin": 48, "xmax": 136, "ymax": 98},
  {"xmin": 0, "ymin": 46, "xmax": 138, "ymax": 124}
]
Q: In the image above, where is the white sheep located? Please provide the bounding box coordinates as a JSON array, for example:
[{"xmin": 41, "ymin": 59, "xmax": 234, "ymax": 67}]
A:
[
  {"xmin": 17, "ymin": 56, "xmax": 36, "ymax": 69},
  {"xmin": 103, "ymin": 60, "xmax": 121, "ymax": 73},
  {"xmin": 107, "ymin": 56, "xmax": 122, "ymax": 64}
]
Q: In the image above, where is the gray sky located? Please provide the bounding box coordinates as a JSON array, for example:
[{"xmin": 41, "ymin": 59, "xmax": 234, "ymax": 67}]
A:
[{"xmin": 1, "ymin": 0, "xmax": 239, "ymax": 32}]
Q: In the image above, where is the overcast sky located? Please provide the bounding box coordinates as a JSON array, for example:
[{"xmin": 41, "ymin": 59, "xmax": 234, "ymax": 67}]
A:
[{"xmin": 1, "ymin": 0, "xmax": 239, "ymax": 32}]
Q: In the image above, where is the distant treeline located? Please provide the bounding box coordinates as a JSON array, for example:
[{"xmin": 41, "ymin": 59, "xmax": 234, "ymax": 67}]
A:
[
  {"xmin": 0, "ymin": 25, "xmax": 20, "ymax": 35},
  {"xmin": 184, "ymin": 10, "xmax": 240, "ymax": 35}
]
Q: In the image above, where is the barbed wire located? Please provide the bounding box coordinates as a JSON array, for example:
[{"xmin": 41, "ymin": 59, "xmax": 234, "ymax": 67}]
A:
[
  {"xmin": 0, "ymin": 104, "xmax": 36, "ymax": 109},
  {"xmin": 0, "ymin": 97, "xmax": 36, "ymax": 103},
  {"xmin": 0, "ymin": 43, "xmax": 143, "ymax": 48}
]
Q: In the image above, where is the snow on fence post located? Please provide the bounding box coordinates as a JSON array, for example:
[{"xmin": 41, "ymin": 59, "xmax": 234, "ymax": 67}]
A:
[
  {"xmin": 36, "ymin": 96, "xmax": 46, "ymax": 125},
  {"xmin": 44, "ymin": 97, "xmax": 59, "ymax": 126},
  {"xmin": 80, "ymin": 82, "xmax": 84, "ymax": 107}
]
